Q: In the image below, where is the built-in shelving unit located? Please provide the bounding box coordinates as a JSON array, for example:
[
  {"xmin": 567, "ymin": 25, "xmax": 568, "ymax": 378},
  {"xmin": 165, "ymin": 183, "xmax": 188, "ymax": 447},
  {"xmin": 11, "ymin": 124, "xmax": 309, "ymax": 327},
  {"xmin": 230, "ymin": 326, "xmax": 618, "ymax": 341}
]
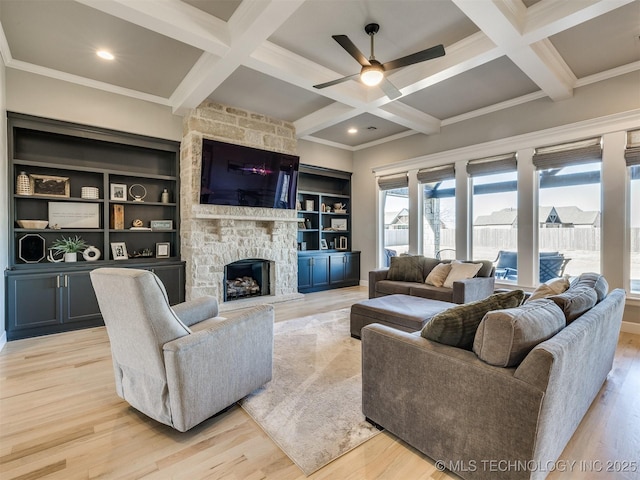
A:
[
  {"xmin": 5, "ymin": 113, "xmax": 184, "ymax": 340},
  {"xmin": 296, "ymin": 165, "xmax": 359, "ymax": 293}
]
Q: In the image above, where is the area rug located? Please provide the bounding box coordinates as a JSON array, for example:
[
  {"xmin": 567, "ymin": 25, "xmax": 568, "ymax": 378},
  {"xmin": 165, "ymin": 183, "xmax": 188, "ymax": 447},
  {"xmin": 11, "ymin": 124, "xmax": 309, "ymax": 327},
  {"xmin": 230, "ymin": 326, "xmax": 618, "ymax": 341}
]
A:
[{"xmin": 239, "ymin": 308, "xmax": 381, "ymax": 476}]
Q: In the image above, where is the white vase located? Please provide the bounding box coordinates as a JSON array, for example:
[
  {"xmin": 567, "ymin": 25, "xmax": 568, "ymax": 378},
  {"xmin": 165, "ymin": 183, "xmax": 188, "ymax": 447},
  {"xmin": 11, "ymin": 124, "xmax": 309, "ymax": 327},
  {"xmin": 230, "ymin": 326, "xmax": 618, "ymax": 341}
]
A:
[{"xmin": 64, "ymin": 252, "xmax": 77, "ymax": 262}]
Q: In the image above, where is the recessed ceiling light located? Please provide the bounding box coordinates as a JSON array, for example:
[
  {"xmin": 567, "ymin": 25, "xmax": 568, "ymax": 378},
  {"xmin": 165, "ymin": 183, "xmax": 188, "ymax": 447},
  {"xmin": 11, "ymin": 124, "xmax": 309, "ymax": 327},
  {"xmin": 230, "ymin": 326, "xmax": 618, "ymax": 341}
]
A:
[
  {"xmin": 96, "ymin": 50, "xmax": 114, "ymax": 60},
  {"xmin": 348, "ymin": 128, "xmax": 358, "ymax": 134}
]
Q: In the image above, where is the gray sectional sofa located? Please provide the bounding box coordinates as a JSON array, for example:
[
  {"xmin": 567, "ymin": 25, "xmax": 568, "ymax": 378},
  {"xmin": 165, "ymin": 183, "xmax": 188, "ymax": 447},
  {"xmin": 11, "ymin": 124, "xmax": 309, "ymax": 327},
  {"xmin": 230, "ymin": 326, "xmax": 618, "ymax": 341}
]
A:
[
  {"xmin": 369, "ymin": 256, "xmax": 495, "ymax": 304},
  {"xmin": 361, "ymin": 273, "xmax": 625, "ymax": 480}
]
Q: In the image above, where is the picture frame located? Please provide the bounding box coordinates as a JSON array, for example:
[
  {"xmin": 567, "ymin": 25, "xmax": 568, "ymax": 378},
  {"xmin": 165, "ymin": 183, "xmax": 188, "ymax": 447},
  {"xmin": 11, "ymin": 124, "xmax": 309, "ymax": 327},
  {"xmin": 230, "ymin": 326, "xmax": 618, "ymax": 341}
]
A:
[
  {"xmin": 320, "ymin": 239, "xmax": 328, "ymax": 250},
  {"xmin": 298, "ymin": 220, "xmax": 307, "ymax": 230},
  {"xmin": 49, "ymin": 202, "xmax": 100, "ymax": 228},
  {"xmin": 330, "ymin": 218, "xmax": 347, "ymax": 231},
  {"xmin": 150, "ymin": 220, "xmax": 173, "ymax": 231},
  {"xmin": 305, "ymin": 199, "xmax": 314, "ymax": 211},
  {"xmin": 338, "ymin": 236, "xmax": 348, "ymax": 250},
  {"xmin": 30, "ymin": 174, "xmax": 70, "ymax": 198},
  {"xmin": 156, "ymin": 242, "xmax": 170, "ymax": 258},
  {"xmin": 110, "ymin": 183, "xmax": 127, "ymax": 201},
  {"xmin": 110, "ymin": 242, "xmax": 128, "ymax": 260}
]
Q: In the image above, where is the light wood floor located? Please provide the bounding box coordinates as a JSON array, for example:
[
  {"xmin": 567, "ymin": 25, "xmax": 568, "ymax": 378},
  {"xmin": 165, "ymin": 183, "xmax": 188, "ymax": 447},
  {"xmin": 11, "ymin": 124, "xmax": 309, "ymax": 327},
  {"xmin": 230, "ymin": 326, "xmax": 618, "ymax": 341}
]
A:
[{"xmin": 1, "ymin": 286, "xmax": 639, "ymax": 480}]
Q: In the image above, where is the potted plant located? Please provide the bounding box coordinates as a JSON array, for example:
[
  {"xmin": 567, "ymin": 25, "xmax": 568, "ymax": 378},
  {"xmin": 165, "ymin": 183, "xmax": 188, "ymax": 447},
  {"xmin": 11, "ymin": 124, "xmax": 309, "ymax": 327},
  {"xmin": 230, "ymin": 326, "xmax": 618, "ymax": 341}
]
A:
[{"xmin": 50, "ymin": 235, "xmax": 88, "ymax": 263}]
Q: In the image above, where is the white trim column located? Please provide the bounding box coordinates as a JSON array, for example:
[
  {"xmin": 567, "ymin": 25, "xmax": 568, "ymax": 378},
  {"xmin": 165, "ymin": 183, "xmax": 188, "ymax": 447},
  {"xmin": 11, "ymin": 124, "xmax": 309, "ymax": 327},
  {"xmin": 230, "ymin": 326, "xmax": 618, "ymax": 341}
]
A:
[{"xmin": 517, "ymin": 148, "xmax": 537, "ymax": 286}]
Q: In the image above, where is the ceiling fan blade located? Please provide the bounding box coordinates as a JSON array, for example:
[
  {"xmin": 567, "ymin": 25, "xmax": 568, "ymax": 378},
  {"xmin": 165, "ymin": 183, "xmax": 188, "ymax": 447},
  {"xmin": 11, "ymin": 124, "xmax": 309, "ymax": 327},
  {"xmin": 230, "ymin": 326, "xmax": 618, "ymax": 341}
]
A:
[
  {"xmin": 379, "ymin": 78, "xmax": 402, "ymax": 100},
  {"xmin": 313, "ymin": 73, "xmax": 360, "ymax": 89},
  {"xmin": 382, "ymin": 44, "xmax": 445, "ymax": 72},
  {"xmin": 332, "ymin": 35, "xmax": 370, "ymax": 66}
]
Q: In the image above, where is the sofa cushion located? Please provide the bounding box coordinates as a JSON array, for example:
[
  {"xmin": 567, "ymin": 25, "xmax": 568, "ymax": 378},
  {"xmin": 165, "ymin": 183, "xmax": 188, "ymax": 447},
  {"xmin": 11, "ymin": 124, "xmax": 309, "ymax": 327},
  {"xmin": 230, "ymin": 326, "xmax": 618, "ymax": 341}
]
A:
[
  {"xmin": 526, "ymin": 275, "xmax": 570, "ymax": 302},
  {"xmin": 424, "ymin": 262, "xmax": 452, "ymax": 287},
  {"xmin": 549, "ymin": 286, "xmax": 598, "ymax": 323},
  {"xmin": 375, "ymin": 280, "xmax": 413, "ymax": 296},
  {"xmin": 572, "ymin": 272, "xmax": 608, "ymax": 302},
  {"xmin": 473, "ymin": 299, "xmax": 566, "ymax": 367},
  {"xmin": 442, "ymin": 261, "xmax": 483, "ymax": 288},
  {"xmin": 386, "ymin": 255, "xmax": 425, "ymax": 283},
  {"xmin": 409, "ymin": 284, "xmax": 454, "ymax": 303},
  {"xmin": 421, "ymin": 289, "xmax": 525, "ymax": 349}
]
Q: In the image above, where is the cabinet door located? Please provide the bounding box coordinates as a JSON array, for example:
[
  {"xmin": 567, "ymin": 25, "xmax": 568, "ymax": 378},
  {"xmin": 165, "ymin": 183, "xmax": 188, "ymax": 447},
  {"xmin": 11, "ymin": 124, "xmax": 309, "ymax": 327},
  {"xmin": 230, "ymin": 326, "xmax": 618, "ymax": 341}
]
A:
[
  {"xmin": 345, "ymin": 253, "xmax": 360, "ymax": 282},
  {"xmin": 6, "ymin": 273, "xmax": 62, "ymax": 333},
  {"xmin": 64, "ymin": 271, "xmax": 102, "ymax": 324},
  {"xmin": 329, "ymin": 254, "xmax": 346, "ymax": 284},
  {"xmin": 311, "ymin": 255, "xmax": 330, "ymax": 287},
  {"xmin": 298, "ymin": 257, "xmax": 313, "ymax": 290},
  {"xmin": 150, "ymin": 265, "xmax": 185, "ymax": 305}
]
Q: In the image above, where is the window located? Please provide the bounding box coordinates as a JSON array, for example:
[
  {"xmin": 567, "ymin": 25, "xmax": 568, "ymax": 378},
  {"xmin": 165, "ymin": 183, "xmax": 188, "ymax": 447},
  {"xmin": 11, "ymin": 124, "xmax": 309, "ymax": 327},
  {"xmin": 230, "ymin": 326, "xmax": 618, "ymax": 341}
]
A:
[
  {"xmin": 469, "ymin": 155, "xmax": 518, "ymax": 280},
  {"xmin": 379, "ymin": 173, "xmax": 409, "ymax": 266},
  {"xmin": 534, "ymin": 138, "xmax": 602, "ymax": 280},
  {"xmin": 419, "ymin": 165, "xmax": 456, "ymax": 259},
  {"xmin": 626, "ymin": 130, "xmax": 640, "ymax": 294}
]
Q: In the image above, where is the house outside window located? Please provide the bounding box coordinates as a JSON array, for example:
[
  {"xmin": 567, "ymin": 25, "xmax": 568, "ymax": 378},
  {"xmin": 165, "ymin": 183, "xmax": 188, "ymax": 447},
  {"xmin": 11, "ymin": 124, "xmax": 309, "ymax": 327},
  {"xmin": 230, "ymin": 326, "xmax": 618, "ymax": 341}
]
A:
[
  {"xmin": 625, "ymin": 130, "xmax": 640, "ymax": 294},
  {"xmin": 468, "ymin": 154, "xmax": 518, "ymax": 280},
  {"xmin": 534, "ymin": 138, "xmax": 602, "ymax": 280},
  {"xmin": 419, "ymin": 165, "xmax": 455, "ymax": 259},
  {"xmin": 378, "ymin": 173, "xmax": 409, "ymax": 266}
]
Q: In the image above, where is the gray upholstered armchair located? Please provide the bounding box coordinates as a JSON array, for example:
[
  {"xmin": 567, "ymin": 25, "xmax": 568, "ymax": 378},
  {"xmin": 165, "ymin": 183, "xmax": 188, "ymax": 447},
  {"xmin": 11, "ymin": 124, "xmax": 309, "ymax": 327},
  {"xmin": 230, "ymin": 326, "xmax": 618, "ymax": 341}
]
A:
[{"xmin": 90, "ymin": 268, "xmax": 274, "ymax": 432}]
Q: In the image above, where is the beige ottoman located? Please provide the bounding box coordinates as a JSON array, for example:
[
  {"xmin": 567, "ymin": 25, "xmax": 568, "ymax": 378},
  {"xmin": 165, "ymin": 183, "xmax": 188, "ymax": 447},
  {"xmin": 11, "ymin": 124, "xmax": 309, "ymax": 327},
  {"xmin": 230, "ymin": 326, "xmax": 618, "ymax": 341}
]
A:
[{"xmin": 350, "ymin": 294, "xmax": 454, "ymax": 338}]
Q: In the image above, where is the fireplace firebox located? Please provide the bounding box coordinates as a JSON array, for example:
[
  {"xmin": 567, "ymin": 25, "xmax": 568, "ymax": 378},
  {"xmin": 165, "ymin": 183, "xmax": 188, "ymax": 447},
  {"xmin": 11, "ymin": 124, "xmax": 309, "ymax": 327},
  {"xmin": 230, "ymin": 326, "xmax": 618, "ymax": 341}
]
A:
[{"xmin": 224, "ymin": 259, "xmax": 271, "ymax": 302}]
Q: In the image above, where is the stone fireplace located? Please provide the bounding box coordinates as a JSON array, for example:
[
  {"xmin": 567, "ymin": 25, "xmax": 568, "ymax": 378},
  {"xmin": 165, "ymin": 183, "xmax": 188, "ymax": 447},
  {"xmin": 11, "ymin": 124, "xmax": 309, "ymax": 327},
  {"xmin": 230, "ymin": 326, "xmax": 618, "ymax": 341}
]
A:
[{"xmin": 180, "ymin": 102, "xmax": 303, "ymax": 310}]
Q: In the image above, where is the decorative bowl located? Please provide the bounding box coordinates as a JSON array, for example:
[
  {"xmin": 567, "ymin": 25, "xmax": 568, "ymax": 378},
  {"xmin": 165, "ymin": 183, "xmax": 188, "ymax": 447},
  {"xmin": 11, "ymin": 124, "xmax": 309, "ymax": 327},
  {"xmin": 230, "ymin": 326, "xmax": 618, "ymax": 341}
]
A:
[{"xmin": 17, "ymin": 220, "xmax": 49, "ymax": 229}]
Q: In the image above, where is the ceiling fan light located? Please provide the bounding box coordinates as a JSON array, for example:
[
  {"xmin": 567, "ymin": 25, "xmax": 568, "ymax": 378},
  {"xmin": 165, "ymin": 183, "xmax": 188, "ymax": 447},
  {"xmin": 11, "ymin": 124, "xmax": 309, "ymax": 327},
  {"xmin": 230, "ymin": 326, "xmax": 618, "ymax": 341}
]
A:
[{"xmin": 360, "ymin": 65, "xmax": 384, "ymax": 86}]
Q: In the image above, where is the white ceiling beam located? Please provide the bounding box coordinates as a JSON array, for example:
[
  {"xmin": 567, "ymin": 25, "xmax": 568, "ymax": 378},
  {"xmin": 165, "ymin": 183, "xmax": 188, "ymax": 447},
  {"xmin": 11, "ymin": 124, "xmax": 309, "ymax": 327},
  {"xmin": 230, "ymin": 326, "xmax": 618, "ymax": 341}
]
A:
[
  {"xmin": 376, "ymin": 102, "xmax": 441, "ymax": 135},
  {"xmin": 294, "ymin": 102, "xmax": 362, "ymax": 137},
  {"xmin": 76, "ymin": 0, "xmax": 229, "ymax": 56},
  {"xmin": 524, "ymin": 0, "xmax": 636, "ymax": 41},
  {"xmin": 451, "ymin": 0, "xmax": 574, "ymax": 100},
  {"xmin": 170, "ymin": 0, "xmax": 305, "ymax": 114}
]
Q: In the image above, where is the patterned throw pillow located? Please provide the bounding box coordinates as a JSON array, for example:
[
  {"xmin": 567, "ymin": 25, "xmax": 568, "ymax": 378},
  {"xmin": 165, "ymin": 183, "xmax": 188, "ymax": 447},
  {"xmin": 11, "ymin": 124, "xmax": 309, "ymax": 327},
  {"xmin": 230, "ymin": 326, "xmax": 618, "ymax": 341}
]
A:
[
  {"xmin": 442, "ymin": 261, "xmax": 483, "ymax": 288},
  {"xmin": 386, "ymin": 255, "xmax": 425, "ymax": 283},
  {"xmin": 424, "ymin": 263, "xmax": 452, "ymax": 287},
  {"xmin": 421, "ymin": 289, "xmax": 525, "ymax": 349}
]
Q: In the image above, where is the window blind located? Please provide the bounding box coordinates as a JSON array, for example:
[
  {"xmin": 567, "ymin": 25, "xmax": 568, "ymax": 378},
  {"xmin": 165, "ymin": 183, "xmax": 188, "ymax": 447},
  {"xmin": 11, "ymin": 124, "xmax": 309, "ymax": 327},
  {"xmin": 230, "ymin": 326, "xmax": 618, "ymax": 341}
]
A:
[
  {"xmin": 625, "ymin": 130, "xmax": 640, "ymax": 167},
  {"xmin": 533, "ymin": 138, "xmax": 602, "ymax": 170},
  {"xmin": 417, "ymin": 164, "xmax": 455, "ymax": 184},
  {"xmin": 467, "ymin": 153, "xmax": 517, "ymax": 177},
  {"xmin": 378, "ymin": 173, "xmax": 408, "ymax": 190}
]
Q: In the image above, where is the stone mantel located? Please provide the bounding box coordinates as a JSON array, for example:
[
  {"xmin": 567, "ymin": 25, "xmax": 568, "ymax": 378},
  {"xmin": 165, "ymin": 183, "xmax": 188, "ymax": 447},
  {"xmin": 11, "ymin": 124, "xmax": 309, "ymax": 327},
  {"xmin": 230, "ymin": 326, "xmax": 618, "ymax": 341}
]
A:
[{"xmin": 193, "ymin": 213, "xmax": 298, "ymax": 222}]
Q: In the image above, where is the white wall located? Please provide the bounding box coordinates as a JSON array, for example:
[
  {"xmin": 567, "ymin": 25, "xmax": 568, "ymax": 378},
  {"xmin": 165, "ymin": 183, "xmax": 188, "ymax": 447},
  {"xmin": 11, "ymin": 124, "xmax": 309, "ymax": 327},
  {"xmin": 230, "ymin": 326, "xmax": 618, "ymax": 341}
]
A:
[
  {"xmin": 0, "ymin": 56, "xmax": 7, "ymax": 350},
  {"xmin": 297, "ymin": 140, "xmax": 353, "ymax": 172},
  {"xmin": 6, "ymin": 69, "xmax": 183, "ymax": 141},
  {"xmin": 352, "ymin": 72, "xmax": 640, "ymax": 327}
]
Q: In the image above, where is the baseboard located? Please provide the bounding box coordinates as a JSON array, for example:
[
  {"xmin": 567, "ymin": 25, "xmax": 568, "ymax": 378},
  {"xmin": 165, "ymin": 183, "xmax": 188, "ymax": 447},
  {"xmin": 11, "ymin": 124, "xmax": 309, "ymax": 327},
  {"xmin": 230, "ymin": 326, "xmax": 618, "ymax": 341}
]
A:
[
  {"xmin": 0, "ymin": 331, "xmax": 6, "ymax": 352},
  {"xmin": 621, "ymin": 321, "xmax": 640, "ymax": 335},
  {"xmin": 360, "ymin": 280, "xmax": 369, "ymax": 287}
]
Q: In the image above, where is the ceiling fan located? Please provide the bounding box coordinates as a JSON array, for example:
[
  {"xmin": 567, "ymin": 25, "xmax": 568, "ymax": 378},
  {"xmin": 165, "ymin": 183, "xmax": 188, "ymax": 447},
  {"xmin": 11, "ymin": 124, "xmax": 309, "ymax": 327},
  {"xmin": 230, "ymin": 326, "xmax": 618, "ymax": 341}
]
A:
[{"xmin": 313, "ymin": 23, "xmax": 445, "ymax": 100}]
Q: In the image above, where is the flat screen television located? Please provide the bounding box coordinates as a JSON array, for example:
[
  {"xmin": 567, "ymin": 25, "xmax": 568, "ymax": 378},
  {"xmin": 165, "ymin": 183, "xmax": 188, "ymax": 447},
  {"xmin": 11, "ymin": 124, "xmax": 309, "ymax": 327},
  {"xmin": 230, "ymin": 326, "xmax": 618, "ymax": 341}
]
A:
[{"xmin": 200, "ymin": 139, "xmax": 299, "ymax": 209}]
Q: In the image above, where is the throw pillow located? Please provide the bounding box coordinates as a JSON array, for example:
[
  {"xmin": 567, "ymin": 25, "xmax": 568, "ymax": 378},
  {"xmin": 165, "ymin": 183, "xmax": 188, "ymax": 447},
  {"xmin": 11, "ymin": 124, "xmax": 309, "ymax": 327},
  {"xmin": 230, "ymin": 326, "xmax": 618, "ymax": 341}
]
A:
[
  {"xmin": 572, "ymin": 272, "xmax": 609, "ymax": 303},
  {"xmin": 526, "ymin": 275, "xmax": 570, "ymax": 302},
  {"xmin": 442, "ymin": 261, "xmax": 483, "ymax": 288},
  {"xmin": 425, "ymin": 262, "xmax": 452, "ymax": 287},
  {"xmin": 386, "ymin": 255, "xmax": 425, "ymax": 283},
  {"xmin": 549, "ymin": 286, "xmax": 598, "ymax": 323},
  {"xmin": 421, "ymin": 289, "xmax": 525, "ymax": 349},
  {"xmin": 473, "ymin": 299, "xmax": 566, "ymax": 367}
]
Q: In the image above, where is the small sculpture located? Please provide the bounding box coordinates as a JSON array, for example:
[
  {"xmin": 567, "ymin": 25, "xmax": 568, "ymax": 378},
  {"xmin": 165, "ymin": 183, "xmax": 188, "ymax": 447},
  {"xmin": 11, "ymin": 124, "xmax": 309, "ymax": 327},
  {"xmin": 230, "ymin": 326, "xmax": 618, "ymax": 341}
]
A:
[{"xmin": 132, "ymin": 219, "xmax": 143, "ymax": 227}]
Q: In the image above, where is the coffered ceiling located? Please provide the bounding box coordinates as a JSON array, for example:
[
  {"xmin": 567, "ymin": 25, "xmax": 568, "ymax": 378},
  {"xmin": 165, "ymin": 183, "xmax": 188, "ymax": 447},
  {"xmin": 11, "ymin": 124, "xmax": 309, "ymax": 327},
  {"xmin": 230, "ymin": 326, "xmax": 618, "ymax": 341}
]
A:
[{"xmin": 1, "ymin": 0, "xmax": 638, "ymax": 149}]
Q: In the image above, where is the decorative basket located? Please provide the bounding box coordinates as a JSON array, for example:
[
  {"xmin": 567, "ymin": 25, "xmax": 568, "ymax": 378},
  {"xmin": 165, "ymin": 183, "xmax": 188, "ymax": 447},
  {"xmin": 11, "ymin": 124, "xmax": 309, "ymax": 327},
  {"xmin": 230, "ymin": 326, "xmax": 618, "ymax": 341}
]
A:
[
  {"xmin": 16, "ymin": 171, "xmax": 32, "ymax": 195},
  {"xmin": 81, "ymin": 186, "xmax": 100, "ymax": 199}
]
